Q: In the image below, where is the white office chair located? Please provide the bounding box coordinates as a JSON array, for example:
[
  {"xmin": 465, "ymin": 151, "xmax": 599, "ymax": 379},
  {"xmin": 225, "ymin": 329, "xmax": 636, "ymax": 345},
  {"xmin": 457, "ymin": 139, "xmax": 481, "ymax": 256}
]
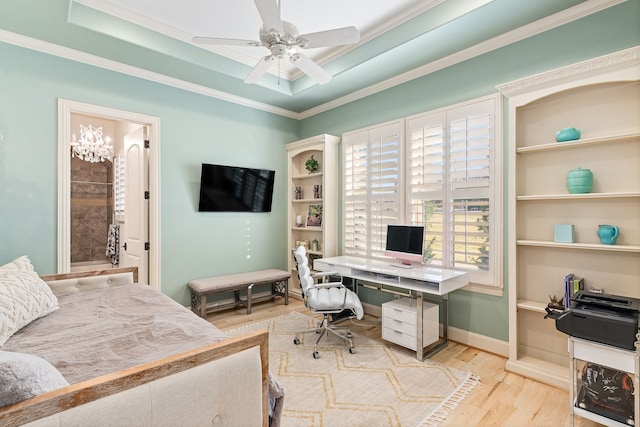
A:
[{"xmin": 292, "ymin": 246, "xmax": 364, "ymax": 359}]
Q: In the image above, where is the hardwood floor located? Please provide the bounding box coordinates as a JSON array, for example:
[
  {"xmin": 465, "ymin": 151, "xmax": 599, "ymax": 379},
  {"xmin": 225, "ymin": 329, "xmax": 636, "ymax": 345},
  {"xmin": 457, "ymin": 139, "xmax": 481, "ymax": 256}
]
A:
[{"xmin": 210, "ymin": 298, "xmax": 601, "ymax": 427}]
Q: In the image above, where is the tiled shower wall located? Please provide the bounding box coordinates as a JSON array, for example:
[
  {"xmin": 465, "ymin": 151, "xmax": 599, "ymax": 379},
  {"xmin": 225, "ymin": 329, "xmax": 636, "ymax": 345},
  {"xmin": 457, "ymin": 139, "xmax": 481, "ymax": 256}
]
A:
[{"xmin": 70, "ymin": 156, "xmax": 113, "ymax": 264}]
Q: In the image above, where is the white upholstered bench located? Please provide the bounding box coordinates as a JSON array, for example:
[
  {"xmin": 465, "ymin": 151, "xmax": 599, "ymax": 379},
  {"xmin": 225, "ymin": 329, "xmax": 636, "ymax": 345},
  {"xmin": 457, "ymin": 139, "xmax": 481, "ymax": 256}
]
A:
[{"xmin": 188, "ymin": 269, "xmax": 290, "ymax": 318}]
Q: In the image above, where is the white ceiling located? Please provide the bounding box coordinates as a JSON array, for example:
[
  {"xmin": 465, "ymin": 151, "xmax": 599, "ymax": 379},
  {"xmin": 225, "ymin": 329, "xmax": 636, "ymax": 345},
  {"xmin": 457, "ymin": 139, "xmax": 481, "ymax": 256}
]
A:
[{"xmin": 78, "ymin": 0, "xmax": 442, "ymax": 80}]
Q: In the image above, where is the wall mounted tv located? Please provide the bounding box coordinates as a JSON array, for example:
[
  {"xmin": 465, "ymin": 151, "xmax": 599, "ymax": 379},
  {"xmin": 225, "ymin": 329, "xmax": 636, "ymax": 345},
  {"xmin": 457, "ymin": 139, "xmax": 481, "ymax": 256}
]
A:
[{"xmin": 198, "ymin": 163, "xmax": 275, "ymax": 212}]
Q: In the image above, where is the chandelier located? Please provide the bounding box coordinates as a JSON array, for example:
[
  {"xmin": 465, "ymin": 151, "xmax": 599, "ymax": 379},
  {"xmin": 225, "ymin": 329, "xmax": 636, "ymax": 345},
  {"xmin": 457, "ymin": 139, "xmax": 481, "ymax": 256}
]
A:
[{"xmin": 71, "ymin": 124, "xmax": 113, "ymax": 163}]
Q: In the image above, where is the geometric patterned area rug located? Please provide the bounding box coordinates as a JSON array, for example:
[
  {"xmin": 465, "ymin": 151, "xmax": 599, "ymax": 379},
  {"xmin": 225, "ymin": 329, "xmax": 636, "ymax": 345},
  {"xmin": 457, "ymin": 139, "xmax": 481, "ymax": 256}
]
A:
[{"xmin": 226, "ymin": 312, "xmax": 479, "ymax": 427}]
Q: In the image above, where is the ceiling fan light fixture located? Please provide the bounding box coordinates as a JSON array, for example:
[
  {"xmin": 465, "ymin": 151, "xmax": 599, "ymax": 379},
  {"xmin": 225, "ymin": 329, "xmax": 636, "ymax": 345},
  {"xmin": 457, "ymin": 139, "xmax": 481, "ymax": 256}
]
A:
[
  {"xmin": 271, "ymin": 43, "xmax": 287, "ymax": 57},
  {"xmin": 193, "ymin": 0, "xmax": 360, "ymax": 85}
]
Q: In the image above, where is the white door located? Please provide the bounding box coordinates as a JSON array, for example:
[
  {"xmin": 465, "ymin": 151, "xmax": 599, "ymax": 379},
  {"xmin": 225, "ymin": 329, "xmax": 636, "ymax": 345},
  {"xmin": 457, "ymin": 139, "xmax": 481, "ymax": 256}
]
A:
[{"xmin": 121, "ymin": 126, "xmax": 149, "ymax": 283}]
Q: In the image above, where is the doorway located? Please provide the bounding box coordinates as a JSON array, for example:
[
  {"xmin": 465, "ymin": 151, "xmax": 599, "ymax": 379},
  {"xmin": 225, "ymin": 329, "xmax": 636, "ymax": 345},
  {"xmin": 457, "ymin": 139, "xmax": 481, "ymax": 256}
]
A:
[{"xmin": 58, "ymin": 99, "xmax": 161, "ymax": 290}]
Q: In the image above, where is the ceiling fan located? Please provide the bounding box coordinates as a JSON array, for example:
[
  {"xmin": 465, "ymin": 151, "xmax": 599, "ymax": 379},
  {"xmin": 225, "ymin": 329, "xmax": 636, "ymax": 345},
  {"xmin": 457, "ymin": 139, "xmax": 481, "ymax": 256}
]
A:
[{"xmin": 192, "ymin": 0, "xmax": 360, "ymax": 84}]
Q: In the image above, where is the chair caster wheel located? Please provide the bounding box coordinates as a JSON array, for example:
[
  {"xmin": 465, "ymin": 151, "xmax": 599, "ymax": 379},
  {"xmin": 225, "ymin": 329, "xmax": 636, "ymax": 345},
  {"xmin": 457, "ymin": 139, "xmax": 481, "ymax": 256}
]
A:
[
  {"xmin": 312, "ymin": 351, "xmax": 320, "ymax": 359},
  {"xmin": 293, "ymin": 337, "xmax": 301, "ymax": 345},
  {"xmin": 349, "ymin": 347, "xmax": 356, "ymax": 354},
  {"xmin": 346, "ymin": 332, "xmax": 353, "ymax": 338}
]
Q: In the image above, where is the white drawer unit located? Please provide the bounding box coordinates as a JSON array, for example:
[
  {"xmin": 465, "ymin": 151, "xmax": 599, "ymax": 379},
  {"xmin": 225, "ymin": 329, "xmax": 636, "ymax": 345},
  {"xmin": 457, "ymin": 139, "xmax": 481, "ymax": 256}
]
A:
[{"xmin": 382, "ymin": 298, "xmax": 439, "ymax": 351}]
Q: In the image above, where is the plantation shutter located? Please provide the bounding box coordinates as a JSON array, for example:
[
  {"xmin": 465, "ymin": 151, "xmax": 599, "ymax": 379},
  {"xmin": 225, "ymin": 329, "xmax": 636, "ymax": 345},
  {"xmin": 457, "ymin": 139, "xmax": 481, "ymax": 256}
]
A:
[
  {"xmin": 343, "ymin": 121, "xmax": 402, "ymax": 258},
  {"xmin": 406, "ymin": 98, "xmax": 495, "ymax": 285},
  {"xmin": 448, "ymin": 100, "xmax": 492, "ymax": 190},
  {"xmin": 448, "ymin": 100, "xmax": 493, "ymax": 277},
  {"xmin": 343, "ymin": 130, "xmax": 368, "ymax": 257},
  {"xmin": 406, "ymin": 111, "xmax": 446, "ymax": 263}
]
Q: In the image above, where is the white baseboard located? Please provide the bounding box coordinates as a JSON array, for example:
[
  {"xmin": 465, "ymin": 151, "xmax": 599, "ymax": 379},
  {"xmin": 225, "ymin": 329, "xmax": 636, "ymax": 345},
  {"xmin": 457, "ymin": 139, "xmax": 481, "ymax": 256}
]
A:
[
  {"xmin": 447, "ymin": 325, "xmax": 509, "ymax": 357},
  {"xmin": 363, "ymin": 302, "xmax": 508, "ymax": 358}
]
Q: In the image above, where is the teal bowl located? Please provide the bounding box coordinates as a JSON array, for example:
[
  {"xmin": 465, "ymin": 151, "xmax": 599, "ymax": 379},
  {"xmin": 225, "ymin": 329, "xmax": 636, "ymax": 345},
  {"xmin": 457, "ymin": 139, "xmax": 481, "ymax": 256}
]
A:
[{"xmin": 556, "ymin": 127, "xmax": 581, "ymax": 142}]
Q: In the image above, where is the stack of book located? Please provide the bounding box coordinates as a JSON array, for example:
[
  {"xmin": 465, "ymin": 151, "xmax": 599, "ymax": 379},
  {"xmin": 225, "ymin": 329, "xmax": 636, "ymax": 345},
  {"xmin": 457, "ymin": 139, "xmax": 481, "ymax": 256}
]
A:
[{"xmin": 564, "ymin": 273, "xmax": 584, "ymax": 309}]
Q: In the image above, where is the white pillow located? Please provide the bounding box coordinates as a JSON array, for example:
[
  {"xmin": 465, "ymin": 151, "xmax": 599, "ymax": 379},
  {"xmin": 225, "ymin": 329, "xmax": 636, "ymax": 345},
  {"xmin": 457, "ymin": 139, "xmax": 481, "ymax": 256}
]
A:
[
  {"xmin": 0, "ymin": 350, "xmax": 69, "ymax": 407},
  {"xmin": 0, "ymin": 270, "xmax": 59, "ymax": 346},
  {"xmin": 0, "ymin": 255, "xmax": 35, "ymax": 273}
]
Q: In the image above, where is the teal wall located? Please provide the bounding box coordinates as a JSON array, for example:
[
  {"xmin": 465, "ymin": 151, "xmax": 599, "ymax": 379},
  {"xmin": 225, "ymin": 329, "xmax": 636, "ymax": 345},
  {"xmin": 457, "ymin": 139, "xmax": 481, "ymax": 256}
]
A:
[
  {"xmin": 0, "ymin": 42, "xmax": 298, "ymax": 305},
  {"xmin": 299, "ymin": 1, "xmax": 640, "ymax": 342}
]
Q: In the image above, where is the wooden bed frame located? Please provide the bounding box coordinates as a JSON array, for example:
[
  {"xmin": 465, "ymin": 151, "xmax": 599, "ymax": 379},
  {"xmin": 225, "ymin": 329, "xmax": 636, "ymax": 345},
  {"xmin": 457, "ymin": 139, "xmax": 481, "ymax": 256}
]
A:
[{"xmin": 0, "ymin": 268, "xmax": 269, "ymax": 427}]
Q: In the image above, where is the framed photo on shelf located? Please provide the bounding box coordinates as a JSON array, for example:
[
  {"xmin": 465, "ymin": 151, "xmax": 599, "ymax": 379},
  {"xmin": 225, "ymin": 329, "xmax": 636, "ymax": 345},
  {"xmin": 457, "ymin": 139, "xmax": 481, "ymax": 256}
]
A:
[{"xmin": 306, "ymin": 204, "xmax": 323, "ymax": 227}]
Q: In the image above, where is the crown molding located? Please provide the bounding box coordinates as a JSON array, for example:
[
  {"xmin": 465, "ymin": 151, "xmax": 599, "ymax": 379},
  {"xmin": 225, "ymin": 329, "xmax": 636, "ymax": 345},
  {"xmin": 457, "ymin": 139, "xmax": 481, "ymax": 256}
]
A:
[
  {"xmin": 297, "ymin": 0, "xmax": 629, "ymax": 119},
  {"xmin": 0, "ymin": 0, "xmax": 630, "ymax": 120},
  {"xmin": 496, "ymin": 46, "xmax": 640, "ymax": 97},
  {"xmin": 288, "ymin": 0, "xmax": 445, "ymax": 81},
  {"xmin": 0, "ymin": 29, "xmax": 301, "ymax": 119},
  {"xmin": 76, "ymin": 0, "xmax": 446, "ymax": 83},
  {"xmin": 72, "ymin": 0, "xmax": 269, "ymax": 74}
]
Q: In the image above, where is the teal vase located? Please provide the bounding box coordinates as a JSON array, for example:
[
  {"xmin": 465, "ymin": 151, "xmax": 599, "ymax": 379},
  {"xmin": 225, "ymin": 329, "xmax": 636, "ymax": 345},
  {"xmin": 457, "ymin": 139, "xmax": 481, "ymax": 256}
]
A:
[
  {"xmin": 566, "ymin": 167, "xmax": 593, "ymax": 194},
  {"xmin": 597, "ymin": 225, "xmax": 619, "ymax": 245}
]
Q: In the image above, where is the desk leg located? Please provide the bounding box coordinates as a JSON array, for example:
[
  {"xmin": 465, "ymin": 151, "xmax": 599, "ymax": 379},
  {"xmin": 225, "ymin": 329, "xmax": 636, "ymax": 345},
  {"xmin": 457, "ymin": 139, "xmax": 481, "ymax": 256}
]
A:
[
  {"xmin": 416, "ymin": 294, "xmax": 423, "ymax": 361},
  {"xmin": 419, "ymin": 293, "xmax": 449, "ymax": 360},
  {"xmin": 442, "ymin": 293, "xmax": 449, "ymax": 343}
]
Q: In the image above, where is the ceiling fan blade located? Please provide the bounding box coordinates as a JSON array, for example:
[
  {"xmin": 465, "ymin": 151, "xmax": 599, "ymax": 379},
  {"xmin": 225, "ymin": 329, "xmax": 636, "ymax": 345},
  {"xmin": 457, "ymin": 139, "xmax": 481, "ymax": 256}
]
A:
[
  {"xmin": 298, "ymin": 26, "xmax": 360, "ymax": 49},
  {"xmin": 244, "ymin": 55, "xmax": 275, "ymax": 84},
  {"xmin": 254, "ymin": 0, "xmax": 284, "ymax": 36},
  {"xmin": 192, "ymin": 37, "xmax": 261, "ymax": 47},
  {"xmin": 290, "ymin": 52, "xmax": 331, "ymax": 84}
]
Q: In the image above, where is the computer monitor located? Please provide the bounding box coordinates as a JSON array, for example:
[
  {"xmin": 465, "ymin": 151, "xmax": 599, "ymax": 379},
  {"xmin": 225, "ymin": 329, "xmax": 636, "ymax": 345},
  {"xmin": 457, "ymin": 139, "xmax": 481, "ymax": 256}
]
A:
[{"xmin": 384, "ymin": 224, "xmax": 425, "ymax": 268}]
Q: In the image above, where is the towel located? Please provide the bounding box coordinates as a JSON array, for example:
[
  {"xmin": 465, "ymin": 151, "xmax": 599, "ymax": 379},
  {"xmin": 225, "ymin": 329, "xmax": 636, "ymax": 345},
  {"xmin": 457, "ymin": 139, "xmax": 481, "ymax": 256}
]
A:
[{"xmin": 106, "ymin": 224, "xmax": 120, "ymax": 265}]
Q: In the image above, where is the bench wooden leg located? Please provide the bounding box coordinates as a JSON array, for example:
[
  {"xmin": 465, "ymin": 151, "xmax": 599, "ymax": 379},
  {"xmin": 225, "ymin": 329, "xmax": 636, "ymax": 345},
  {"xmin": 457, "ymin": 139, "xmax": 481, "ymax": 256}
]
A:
[
  {"xmin": 200, "ymin": 294, "xmax": 207, "ymax": 318},
  {"xmin": 272, "ymin": 279, "xmax": 289, "ymax": 305},
  {"xmin": 190, "ymin": 292, "xmax": 207, "ymax": 319}
]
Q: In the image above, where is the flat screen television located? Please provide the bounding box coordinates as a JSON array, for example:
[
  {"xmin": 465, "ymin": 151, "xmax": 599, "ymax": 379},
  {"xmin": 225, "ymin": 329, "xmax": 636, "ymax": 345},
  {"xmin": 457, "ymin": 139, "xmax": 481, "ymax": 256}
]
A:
[
  {"xmin": 384, "ymin": 224, "xmax": 425, "ymax": 268},
  {"xmin": 198, "ymin": 163, "xmax": 275, "ymax": 212}
]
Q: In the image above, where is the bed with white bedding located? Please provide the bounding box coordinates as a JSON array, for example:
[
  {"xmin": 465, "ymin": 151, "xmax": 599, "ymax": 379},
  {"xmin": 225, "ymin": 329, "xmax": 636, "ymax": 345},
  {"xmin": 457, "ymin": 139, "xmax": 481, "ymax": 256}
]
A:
[{"xmin": 0, "ymin": 258, "xmax": 275, "ymax": 426}]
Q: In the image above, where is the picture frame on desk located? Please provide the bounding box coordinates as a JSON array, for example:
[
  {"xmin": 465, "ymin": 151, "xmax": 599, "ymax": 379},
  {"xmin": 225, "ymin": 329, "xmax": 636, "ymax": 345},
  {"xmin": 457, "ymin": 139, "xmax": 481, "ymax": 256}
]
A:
[{"xmin": 306, "ymin": 204, "xmax": 323, "ymax": 227}]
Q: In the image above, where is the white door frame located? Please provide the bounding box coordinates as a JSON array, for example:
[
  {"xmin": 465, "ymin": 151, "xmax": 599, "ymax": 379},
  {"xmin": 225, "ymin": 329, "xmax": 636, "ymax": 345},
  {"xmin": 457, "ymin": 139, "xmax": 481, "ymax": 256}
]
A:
[{"xmin": 57, "ymin": 99, "xmax": 161, "ymax": 291}]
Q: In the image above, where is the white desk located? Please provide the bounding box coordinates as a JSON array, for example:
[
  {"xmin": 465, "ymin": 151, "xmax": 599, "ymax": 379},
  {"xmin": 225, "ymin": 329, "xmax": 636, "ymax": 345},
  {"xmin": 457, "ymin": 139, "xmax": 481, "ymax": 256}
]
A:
[{"xmin": 314, "ymin": 256, "xmax": 469, "ymax": 360}]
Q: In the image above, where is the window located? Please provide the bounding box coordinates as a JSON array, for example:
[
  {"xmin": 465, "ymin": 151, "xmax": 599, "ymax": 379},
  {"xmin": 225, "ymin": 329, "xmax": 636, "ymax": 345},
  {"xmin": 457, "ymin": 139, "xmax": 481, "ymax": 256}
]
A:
[
  {"xmin": 343, "ymin": 121, "xmax": 403, "ymax": 259},
  {"xmin": 342, "ymin": 95, "xmax": 501, "ymax": 291}
]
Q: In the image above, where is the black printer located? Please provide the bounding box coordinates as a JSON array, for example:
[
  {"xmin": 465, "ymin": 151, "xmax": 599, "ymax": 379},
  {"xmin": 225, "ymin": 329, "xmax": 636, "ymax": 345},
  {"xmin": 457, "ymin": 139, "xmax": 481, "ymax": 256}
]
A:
[{"xmin": 551, "ymin": 290, "xmax": 640, "ymax": 350}]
